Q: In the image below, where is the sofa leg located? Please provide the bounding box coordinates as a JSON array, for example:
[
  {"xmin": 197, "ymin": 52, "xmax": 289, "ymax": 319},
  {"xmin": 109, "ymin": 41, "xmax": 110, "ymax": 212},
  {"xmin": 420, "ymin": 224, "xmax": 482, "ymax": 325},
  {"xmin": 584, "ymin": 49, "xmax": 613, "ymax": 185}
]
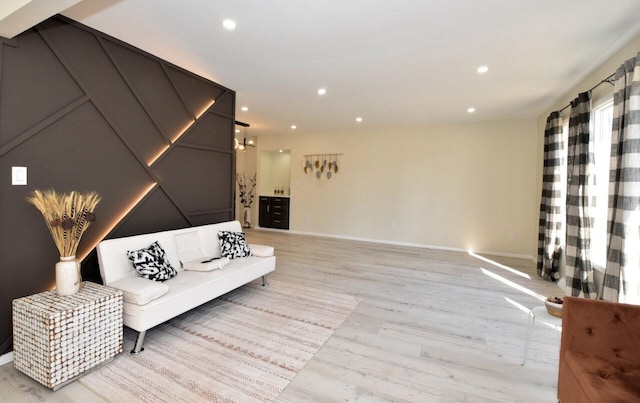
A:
[
  {"xmin": 262, "ymin": 275, "xmax": 269, "ymax": 286},
  {"xmin": 131, "ymin": 331, "xmax": 146, "ymax": 354}
]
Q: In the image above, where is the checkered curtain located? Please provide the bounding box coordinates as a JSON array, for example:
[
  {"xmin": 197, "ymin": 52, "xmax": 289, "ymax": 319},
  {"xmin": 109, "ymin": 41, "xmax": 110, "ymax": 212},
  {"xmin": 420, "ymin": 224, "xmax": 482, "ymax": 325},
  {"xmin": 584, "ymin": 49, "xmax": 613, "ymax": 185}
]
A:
[
  {"xmin": 602, "ymin": 52, "xmax": 640, "ymax": 304},
  {"xmin": 537, "ymin": 111, "xmax": 564, "ymax": 281},
  {"xmin": 565, "ymin": 92, "xmax": 597, "ymax": 298}
]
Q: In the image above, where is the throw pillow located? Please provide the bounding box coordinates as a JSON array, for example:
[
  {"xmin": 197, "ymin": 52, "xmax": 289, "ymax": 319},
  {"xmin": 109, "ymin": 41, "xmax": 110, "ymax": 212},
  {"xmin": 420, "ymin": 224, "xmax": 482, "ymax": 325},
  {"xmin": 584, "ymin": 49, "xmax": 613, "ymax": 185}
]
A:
[
  {"xmin": 248, "ymin": 244, "xmax": 274, "ymax": 257},
  {"xmin": 218, "ymin": 231, "xmax": 252, "ymax": 259},
  {"xmin": 182, "ymin": 256, "xmax": 230, "ymax": 271},
  {"xmin": 126, "ymin": 241, "xmax": 178, "ymax": 281}
]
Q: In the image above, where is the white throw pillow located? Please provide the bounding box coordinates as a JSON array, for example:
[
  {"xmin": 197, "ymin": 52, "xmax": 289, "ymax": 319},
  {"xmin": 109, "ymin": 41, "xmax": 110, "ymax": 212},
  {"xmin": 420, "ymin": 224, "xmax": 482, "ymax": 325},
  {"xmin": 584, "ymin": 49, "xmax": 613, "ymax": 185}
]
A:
[
  {"xmin": 248, "ymin": 244, "xmax": 274, "ymax": 257},
  {"xmin": 109, "ymin": 276, "xmax": 170, "ymax": 305},
  {"xmin": 182, "ymin": 256, "xmax": 230, "ymax": 271}
]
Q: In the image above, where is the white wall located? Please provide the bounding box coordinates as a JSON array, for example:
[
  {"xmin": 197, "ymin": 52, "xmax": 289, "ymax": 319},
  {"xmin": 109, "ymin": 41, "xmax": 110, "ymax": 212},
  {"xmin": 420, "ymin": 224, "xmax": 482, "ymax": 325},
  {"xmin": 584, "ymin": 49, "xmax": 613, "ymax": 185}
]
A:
[{"xmin": 258, "ymin": 119, "xmax": 539, "ymax": 258}]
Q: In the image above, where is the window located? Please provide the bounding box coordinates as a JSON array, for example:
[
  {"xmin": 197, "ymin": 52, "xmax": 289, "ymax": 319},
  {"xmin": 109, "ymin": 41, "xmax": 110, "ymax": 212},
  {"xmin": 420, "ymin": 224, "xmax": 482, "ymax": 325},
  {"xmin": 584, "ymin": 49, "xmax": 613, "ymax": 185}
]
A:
[
  {"xmin": 560, "ymin": 98, "xmax": 612, "ymax": 271},
  {"xmin": 590, "ymin": 98, "xmax": 613, "ymax": 270}
]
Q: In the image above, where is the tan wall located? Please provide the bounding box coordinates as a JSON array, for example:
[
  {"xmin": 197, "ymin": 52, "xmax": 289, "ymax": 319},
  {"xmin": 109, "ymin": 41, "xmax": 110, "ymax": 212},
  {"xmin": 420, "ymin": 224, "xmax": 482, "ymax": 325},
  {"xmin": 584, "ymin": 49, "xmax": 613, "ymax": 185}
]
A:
[
  {"xmin": 259, "ymin": 150, "xmax": 291, "ymax": 196},
  {"xmin": 257, "ymin": 119, "xmax": 539, "ymax": 258},
  {"xmin": 242, "ymin": 33, "xmax": 640, "ymax": 259}
]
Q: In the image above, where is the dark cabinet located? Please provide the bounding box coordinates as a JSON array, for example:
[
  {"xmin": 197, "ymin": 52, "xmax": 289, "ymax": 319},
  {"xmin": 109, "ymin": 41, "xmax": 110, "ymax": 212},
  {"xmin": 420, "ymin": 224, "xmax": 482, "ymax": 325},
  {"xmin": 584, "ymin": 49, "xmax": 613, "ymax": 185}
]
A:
[{"xmin": 259, "ymin": 196, "xmax": 290, "ymax": 229}]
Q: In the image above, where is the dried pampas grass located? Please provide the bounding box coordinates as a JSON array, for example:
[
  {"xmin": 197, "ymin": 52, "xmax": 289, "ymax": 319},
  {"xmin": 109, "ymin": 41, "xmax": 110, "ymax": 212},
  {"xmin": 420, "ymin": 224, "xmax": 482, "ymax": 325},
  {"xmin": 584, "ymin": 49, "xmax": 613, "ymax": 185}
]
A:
[{"xmin": 27, "ymin": 190, "xmax": 101, "ymax": 257}]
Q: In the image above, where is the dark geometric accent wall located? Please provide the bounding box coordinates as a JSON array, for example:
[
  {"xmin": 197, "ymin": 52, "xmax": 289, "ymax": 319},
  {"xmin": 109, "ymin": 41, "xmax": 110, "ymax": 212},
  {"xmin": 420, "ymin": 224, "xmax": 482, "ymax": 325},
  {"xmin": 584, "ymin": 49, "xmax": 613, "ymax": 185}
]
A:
[{"xmin": 0, "ymin": 16, "xmax": 236, "ymax": 354}]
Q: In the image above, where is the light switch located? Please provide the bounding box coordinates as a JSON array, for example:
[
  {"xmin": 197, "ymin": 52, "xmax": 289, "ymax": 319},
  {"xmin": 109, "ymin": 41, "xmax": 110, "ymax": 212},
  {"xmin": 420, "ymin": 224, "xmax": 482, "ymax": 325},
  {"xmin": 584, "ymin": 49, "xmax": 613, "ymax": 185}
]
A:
[{"xmin": 12, "ymin": 166, "xmax": 27, "ymax": 185}]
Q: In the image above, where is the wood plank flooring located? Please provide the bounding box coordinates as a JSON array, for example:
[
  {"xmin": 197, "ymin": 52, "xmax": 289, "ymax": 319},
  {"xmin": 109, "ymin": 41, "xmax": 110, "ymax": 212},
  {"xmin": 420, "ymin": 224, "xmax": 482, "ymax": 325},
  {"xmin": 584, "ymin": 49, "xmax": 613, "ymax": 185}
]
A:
[{"xmin": 0, "ymin": 230, "xmax": 562, "ymax": 402}]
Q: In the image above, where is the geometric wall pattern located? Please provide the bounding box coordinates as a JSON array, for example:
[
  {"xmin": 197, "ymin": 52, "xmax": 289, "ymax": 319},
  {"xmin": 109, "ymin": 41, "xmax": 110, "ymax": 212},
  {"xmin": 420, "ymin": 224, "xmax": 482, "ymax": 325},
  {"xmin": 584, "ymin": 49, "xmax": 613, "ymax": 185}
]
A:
[{"xmin": 0, "ymin": 16, "xmax": 235, "ymax": 354}]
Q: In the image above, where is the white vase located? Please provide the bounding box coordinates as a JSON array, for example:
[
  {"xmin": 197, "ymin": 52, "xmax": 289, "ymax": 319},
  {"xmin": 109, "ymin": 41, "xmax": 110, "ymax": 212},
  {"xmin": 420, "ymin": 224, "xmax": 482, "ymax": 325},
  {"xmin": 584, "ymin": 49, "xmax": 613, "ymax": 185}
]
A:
[
  {"xmin": 55, "ymin": 255, "xmax": 81, "ymax": 296},
  {"xmin": 243, "ymin": 207, "xmax": 251, "ymax": 228}
]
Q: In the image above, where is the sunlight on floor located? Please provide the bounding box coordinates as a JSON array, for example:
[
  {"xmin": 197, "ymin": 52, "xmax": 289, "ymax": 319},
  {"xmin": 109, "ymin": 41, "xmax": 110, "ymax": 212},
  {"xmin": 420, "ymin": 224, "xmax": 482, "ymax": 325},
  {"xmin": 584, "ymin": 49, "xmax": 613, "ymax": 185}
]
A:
[
  {"xmin": 481, "ymin": 268, "xmax": 546, "ymax": 302},
  {"xmin": 504, "ymin": 297, "xmax": 531, "ymax": 313},
  {"xmin": 468, "ymin": 251, "xmax": 531, "ymax": 279}
]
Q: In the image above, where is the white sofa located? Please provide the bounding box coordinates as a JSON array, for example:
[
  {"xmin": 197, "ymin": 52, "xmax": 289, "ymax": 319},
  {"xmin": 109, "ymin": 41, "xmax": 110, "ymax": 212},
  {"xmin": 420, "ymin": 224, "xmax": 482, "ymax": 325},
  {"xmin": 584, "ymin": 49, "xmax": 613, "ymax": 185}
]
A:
[{"xmin": 96, "ymin": 220, "xmax": 275, "ymax": 353}]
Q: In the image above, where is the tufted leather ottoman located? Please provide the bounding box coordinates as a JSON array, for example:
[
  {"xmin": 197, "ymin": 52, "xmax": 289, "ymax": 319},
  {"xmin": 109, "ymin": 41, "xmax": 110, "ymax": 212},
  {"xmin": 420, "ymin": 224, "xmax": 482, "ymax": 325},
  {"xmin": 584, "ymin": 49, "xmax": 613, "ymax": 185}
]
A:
[{"xmin": 558, "ymin": 296, "xmax": 640, "ymax": 402}]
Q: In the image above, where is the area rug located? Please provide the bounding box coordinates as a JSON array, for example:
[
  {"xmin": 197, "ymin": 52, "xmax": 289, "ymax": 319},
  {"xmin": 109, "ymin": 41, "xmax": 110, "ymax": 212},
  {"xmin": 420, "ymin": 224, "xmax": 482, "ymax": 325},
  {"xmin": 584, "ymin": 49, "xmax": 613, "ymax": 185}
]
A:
[{"xmin": 79, "ymin": 280, "xmax": 360, "ymax": 402}]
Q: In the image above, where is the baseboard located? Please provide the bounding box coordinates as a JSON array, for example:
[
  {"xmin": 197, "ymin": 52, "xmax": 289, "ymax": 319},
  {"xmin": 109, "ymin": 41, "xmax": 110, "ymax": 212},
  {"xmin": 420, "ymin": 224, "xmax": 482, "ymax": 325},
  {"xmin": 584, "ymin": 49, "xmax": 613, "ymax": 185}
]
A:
[
  {"xmin": 0, "ymin": 351, "xmax": 13, "ymax": 366},
  {"xmin": 255, "ymin": 227, "xmax": 534, "ymax": 261}
]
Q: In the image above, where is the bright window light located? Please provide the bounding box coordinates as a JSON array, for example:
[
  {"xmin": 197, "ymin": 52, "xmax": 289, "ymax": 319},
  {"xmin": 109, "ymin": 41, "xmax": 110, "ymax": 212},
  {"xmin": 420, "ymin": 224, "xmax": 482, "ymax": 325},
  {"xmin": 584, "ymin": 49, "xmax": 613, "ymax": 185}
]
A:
[{"xmin": 590, "ymin": 98, "xmax": 614, "ymax": 270}]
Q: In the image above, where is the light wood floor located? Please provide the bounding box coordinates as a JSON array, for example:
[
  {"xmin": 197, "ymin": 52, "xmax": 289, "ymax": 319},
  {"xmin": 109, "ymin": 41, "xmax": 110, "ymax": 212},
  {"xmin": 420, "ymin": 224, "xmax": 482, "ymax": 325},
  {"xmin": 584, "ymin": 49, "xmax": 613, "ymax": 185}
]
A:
[{"xmin": 1, "ymin": 230, "xmax": 562, "ymax": 402}]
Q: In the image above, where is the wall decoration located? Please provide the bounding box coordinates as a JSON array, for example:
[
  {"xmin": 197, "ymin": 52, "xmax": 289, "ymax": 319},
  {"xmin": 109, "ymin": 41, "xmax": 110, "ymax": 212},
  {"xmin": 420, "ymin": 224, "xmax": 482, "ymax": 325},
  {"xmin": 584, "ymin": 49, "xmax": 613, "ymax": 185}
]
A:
[
  {"xmin": 236, "ymin": 172, "xmax": 257, "ymax": 228},
  {"xmin": 303, "ymin": 154, "xmax": 342, "ymax": 180}
]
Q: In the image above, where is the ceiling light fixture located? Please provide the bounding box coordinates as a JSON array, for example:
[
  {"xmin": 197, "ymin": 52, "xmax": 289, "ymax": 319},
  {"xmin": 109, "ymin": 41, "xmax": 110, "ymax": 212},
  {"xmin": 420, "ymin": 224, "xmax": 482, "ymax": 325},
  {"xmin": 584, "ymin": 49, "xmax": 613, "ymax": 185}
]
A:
[
  {"xmin": 476, "ymin": 65, "xmax": 489, "ymax": 74},
  {"xmin": 222, "ymin": 19, "xmax": 237, "ymax": 30},
  {"xmin": 241, "ymin": 106, "xmax": 248, "ymax": 112},
  {"xmin": 467, "ymin": 107, "xmax": 476, "ymax": 113},
  {"xmin": 291, "ymin": 125, "xmax": 297, "ymax": 130},
  {"xmin": 234, "ymin": 121, "xmax": 254, "ymax": 152},
  {"xmin": 317, "ymin": 88, "xmax": 326, "ymax": 95},
  {"xmin": 355, "ymin": 116, "xmax": 363, "ymax": 123}
]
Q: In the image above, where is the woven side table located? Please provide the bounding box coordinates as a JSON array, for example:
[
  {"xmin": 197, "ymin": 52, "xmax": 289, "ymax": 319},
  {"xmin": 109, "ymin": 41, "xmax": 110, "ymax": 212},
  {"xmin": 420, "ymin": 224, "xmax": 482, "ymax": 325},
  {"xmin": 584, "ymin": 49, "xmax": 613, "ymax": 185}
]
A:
[{"xmin": 12, "ymin": 281, "xmax": 123, "ymax": 390}]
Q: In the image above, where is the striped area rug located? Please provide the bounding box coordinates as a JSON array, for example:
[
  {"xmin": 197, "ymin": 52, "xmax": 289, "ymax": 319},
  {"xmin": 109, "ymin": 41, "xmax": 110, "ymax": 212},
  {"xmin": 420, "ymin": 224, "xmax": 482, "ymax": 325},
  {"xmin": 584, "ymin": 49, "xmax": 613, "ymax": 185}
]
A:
[{"xmin": 79, "ymin": 280, "xmax": 360, "ymax": 402}]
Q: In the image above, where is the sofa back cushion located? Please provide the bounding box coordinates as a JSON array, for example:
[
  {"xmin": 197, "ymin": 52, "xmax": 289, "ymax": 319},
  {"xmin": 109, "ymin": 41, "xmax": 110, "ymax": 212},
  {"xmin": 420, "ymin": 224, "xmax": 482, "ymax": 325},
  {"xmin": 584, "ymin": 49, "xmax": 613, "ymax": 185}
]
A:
[
  {"xmin": 97, "ymin": 220, "xmax": 243, "ymax": 285},
  {"xmin": 98, "ymin": 231, "xmax": 181, "ymax": 285},
  {"xmin": 186, "ymin": 221, "xmax": 243, "ymax": 258}
]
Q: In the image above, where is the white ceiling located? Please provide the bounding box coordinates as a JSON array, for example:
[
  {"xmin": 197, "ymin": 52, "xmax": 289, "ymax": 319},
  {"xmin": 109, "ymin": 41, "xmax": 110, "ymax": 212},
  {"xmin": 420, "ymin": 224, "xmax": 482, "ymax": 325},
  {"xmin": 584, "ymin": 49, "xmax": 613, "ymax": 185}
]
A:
[{"xmin": 55, "ymin": 1, "xmax": 640, "ymax": 136}]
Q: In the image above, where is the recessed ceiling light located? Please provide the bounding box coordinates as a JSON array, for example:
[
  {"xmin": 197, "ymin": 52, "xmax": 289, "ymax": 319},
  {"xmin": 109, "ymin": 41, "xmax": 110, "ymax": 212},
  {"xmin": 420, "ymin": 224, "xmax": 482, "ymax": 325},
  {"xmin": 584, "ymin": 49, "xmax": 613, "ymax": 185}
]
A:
[
  {"xmin": 222, "ymin": 19, "xmax": 236, "ymax": 30},
  {"xmin": 355, "ymin": 116, "xmax": 363, "ymax": 123},
  {"xmin": 317, "ymin": 88, "xmax": 326, "ymax": 96},
  {"xmin": 476, "ymin": 65, "xmax": 489, "ymax": 74},
  {"xmin": 290, "ymin": 125, "xmax": 297, "ymax": 130},
  {"xmin": 279, "ymin": 149, "xmax": 284, "ymax": 153},
  {"xmin": 241, "ymin": 106, "xmax": 248, "ymax": 112},
  {"xmin": 467, "ymin": 107, "xmax": 476, "ymax": 113}
]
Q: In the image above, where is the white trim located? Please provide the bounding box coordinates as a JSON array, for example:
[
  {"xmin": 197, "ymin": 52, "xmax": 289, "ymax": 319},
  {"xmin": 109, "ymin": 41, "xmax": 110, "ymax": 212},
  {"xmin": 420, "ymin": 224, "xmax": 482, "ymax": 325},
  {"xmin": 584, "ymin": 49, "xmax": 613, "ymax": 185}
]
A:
[
  {"xmin": 255, "ymin": 227, "xmax": 534, "ymax": 261},
  {"xmin": 0, "ymin": 351, "xmax": 13, "ymax": 366}
]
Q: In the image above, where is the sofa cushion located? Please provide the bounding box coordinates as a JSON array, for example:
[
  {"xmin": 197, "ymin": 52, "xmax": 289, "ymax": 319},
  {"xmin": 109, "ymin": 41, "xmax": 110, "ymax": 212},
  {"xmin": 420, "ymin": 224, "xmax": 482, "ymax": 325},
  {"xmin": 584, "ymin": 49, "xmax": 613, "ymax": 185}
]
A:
[
  {"xmin": 127, "ymin": 241, "xmax": 178, "ymax": 281},
  {"xmin": 564, "ymin": 350, "xmax": 640, "ymax": 401},
  {"xmin": 218, "ymin": 231, "xmax": 252, "ymax": 259},
  {"xmin": 249, "ymin": 244, "xmax": 274, "ymax": 257},
  {"xmin": 174, "ymin": 231, "xmax": 205, "ymax": 269},
  {"xmin": 110, "ymin": 276, "xmax": 170, "ymax": 305}
]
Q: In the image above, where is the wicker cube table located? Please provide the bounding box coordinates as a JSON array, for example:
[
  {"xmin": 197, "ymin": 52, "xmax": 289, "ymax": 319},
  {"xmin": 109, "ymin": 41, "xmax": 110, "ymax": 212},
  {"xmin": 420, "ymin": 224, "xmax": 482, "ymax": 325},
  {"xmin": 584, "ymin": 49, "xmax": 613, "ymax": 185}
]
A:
[{"xmin": 12, "ymin": 281, "xmax": 123, "ymax": 390}]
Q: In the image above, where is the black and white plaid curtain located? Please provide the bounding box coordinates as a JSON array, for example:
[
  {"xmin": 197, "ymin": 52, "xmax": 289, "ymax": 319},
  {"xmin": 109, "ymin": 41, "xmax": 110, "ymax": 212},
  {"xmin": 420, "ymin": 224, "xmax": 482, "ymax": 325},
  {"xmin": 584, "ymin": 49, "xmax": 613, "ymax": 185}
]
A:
[
  {"xmin": 565, "ymin": 92, "xmax": 597, "ymax": 298},
  {"xmin": 537, "ymin": 111, "xmax": 564, "ymax": 281},
  {"xmin": 602, "ymin": 52, "xmax": 640, "ymax": 304}
]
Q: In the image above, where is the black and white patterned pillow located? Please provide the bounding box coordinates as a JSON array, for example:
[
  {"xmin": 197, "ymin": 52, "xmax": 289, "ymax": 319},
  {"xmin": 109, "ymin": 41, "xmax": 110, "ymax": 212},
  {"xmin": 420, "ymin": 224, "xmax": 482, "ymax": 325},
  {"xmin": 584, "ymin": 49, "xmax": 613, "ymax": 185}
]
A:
[
  {"xmin": 218, "ymin": 231, "xmax": 252, "ymax": 259},
  {"xmin": 127, "ymin": 241, "xmax": 177, "ymax": 281}
]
